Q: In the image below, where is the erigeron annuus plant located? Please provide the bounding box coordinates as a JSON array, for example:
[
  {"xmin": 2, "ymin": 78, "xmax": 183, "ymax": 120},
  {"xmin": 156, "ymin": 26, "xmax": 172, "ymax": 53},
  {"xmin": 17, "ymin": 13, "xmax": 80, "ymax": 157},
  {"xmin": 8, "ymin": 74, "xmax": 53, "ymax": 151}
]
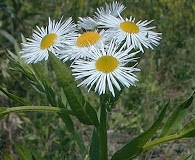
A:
[{"xmin": 0, "ymin": 1, "xmax": 194, "ymax": 160}]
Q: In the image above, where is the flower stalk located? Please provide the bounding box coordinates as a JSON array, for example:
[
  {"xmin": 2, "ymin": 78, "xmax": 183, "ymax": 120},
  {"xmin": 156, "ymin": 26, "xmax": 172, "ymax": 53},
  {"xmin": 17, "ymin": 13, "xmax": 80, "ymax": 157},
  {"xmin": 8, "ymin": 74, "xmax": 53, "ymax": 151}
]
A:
[{"xmin": 97, "ymin": 96, "xmax": 108, "ymax": 160}]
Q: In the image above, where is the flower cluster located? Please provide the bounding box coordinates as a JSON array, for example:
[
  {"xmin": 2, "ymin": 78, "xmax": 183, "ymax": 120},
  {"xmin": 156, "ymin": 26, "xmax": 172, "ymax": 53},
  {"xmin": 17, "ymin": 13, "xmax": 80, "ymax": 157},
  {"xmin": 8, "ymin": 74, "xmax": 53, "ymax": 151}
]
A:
[{"xmin": 20, "ymin": 1, "xmax": 161, "ymax": 97}]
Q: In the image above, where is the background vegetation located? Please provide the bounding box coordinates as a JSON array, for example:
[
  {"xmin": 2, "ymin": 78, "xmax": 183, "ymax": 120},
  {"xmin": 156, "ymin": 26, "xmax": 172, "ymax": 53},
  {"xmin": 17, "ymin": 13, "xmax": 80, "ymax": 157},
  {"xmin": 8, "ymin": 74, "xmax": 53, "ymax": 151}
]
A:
[{"xmin": 0, "ymin": 0, "xmax": 194, "ymax": 159}]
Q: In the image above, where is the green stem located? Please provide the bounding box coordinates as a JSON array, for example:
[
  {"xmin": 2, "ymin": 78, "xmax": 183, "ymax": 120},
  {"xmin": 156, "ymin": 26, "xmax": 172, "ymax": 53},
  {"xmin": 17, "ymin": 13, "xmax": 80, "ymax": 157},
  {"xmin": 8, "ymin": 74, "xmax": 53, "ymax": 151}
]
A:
[
  {"xmin": 2, "ymin": 106, "xmax": 74, "ymax": 115},
  {"xmin": 143, "ymin": 134, "xmax": 179, "ymax": 151},
  {"xmin": 98, "ymin": 102, "xmax": 108, "ymax": 160}
]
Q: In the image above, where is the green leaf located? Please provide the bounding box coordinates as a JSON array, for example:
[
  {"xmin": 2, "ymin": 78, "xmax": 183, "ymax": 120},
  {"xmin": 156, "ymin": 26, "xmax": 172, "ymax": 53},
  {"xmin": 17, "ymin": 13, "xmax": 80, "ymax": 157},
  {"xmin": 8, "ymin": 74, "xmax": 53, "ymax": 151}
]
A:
[
  {"xmin": 49, "ymin": 53, "xmax": 99, "ymax": 127},
  {"xmin": 0, "ymin": 29, "xmax": 20, "ymax": 52},
  {"xmin": 58, "ymin": 88, "xmax": 68, "ymax": 108},
  {"xmin": 42, "ymin": 80, "xmax": 57, "ymax": 107},
  {"xmin": 1, "ymin": 151, "xmax": 14, "ymax": 160},
  {"xmin": 14, "ymin": 142, "xmax": 32, "ymax": 160},
  {"xmin": 0, "ymin": 87, "xmax": 31, "ymax": 106},
  {"xmin": 177, "ymin": 119, "xmax": 195, "ymax": 138},
  {"xmin": 7, "ymin": 53, "xmax": 46, "ymax": 94},
  {"xmin": 160, "ymin": 93, "xmax": 194, "ymax": 137},
  {"xmin": 111, "ymin": 102, "xmax": 169, "ymax": 160},
  {"xmin": 0, "ymin": 107, "xmax": 7, "ymax": 119},
  {"xmin": 183, "ymin": 155, "xmax": 194, "ymax": 160},
  {"xmin": 59, "ymin": 114, "xmax": 88, "ymax": 156},
  {"xmin": 89, "ymin": 128, "xmax": 100, "ymax": 160},
  {"xmin": 28, "ymin": 145, "xmax": 45, "ymax": 160}
]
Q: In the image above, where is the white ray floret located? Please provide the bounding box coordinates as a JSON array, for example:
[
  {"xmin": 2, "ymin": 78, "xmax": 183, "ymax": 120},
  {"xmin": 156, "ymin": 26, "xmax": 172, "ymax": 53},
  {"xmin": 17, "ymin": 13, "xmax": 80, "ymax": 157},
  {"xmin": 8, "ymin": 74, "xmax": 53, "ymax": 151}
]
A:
[
  {"xmin": 95, "ymin": 1, "xmax": 125, "ymax": 18},
  {"xmin": 71, "ymin": 41, "xmax": 140, "ymax": 97},
  {"xmin": 98, "ymin": 14, "xmax": 161, "ymax": 52},
  {"xmin": 77, "ymin": 17, "xmax": 98, "ymax": 30},
  {"xmin": 20, "ymin": 17, "xmax": 77, "ymax": 63},
  {"xmin": 59, "ymin": 29, "xmax": 107, "ymax": 61},
  {"xmin": 147, "ymin": 30, "xmax": 162, "ymax": 49},
  {"xmin": 77, "ymin": 1, "xmax": 125, "ymax": 30}
]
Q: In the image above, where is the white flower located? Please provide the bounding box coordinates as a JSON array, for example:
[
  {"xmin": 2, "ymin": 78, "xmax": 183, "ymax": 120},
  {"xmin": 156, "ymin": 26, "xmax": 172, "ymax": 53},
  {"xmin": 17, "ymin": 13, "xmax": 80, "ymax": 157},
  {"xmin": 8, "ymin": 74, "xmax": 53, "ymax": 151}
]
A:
[
  {"xmin": 95, "ymin": 1, "xmax": 125, "ymax": 18},
  {"xmin": 98, "ymin": 14, "xmax": 161, "ymax": 52},
  {"xmin": 59, "ymin": 30, "xmax": 106, "ymax": 61},
  {"xmin": 20, "ymin": 17, "xmax": 77, "ymax": 63},
  {"xmin": 71, "ymin": 41, "xmax": 140, "ymax": 97},
  {"xmin": 77, "ymin": 1, "xmax": 125, "ymax": 31}
]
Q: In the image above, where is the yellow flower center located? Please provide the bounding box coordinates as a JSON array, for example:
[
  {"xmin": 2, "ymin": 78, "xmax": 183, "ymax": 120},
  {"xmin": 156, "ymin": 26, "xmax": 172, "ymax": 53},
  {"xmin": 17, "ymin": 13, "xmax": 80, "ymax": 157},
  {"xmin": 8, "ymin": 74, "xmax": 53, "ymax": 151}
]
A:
[
  {"xmin": 76, "ymin": 31, "xmax": 101, "ymax": 47},
  {"xmin": 120, "ymin": 21, "xmax": 139, "ymax": 33},
  {"xmin": 40, "ymin": 33, "xmax": 57, "ymax": 49},
  {"xmin": 95, "ymin": 56, "xmax": 119, "ymax": 73}
]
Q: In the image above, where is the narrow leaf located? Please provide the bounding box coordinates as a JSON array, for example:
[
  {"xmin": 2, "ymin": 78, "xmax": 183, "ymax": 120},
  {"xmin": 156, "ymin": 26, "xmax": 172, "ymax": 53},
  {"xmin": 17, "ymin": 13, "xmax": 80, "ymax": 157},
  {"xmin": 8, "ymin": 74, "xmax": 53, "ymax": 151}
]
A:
[
  {"xmin": 1, "ymin": 151, "xmax": 14, "ymax": 160},
  {"xmin": 28, "ymin": 145, "xmax": 45, "ymax": 160},
  {"xmin": 42, "ymin": 80, "xmax": 57, "ymax": 107},
  {"xmin": 0, "ymin": 107, "xmax": 7, "ymax": 119},
  {"xmin": 49, "ymin": 53, "xmax": 99, "ymax": 127},
  {"xmin": 177, "ymin": 119, "xmax": 195, "ymax": 138},
  {"xmin": 0, "ymin": 29, "xmax": 20, "ymax": 52},
  {"xmin": 0, "ymin": 87, "xmax": 31, "ymax": 106},
  {"xmin": 14, "ymin": 142, "xmax": 32, "ymax": 160},
  {"xmin": 160, "ymin": 93, "xmax": 194, "ymax": 137},
  {"xmin": 112, "ymin": 102, "xmax": 169, "ymax": 160},
  {"xmin": 89, "ymin": 128, "xmax": 100, "ymax": 160},
  {"xmin": 59, "ymin": 114, "xmax": 88, "ymax": 156},
  {"xmin": 183, "ymin": 155, "xmax": 194, "ymax": 160}
]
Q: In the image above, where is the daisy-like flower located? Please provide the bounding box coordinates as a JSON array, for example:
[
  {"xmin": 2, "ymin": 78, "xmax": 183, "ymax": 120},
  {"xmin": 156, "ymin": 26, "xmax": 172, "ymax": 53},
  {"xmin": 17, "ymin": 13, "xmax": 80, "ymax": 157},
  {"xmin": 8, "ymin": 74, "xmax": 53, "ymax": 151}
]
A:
[
  {"xmin": 77, "ymin": 1, "xmax": 125, "ymax": 30},
  {"xmin": 59, "ymin": 29, "xmax": 106, "ymax": 61},
  {"xmin": 71, "ymin": 41, "xmax": 140, "ymax": 97},
  {"xmin": 20, "ymin": 17, "xmax": 77, "ymax": 63},
  {"xmin": 98, "ymin": 14, "xmax": 161, "ymax": 52},
  {"xmin": 95, "ymin": 1, "xmax": 125, "ymax": 18}
]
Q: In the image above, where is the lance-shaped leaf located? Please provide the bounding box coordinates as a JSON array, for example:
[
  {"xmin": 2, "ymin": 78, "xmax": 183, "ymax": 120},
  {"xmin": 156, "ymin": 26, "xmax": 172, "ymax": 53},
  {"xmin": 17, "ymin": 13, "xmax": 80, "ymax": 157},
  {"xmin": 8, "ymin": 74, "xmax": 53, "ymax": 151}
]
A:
[
  {"xmin": 89, "ymin": 128, "xmax": 100, "ymax": 160},
  {"xmin": 183, "ymin": 155, "xmax": 194, "ymax": 160},
  {"xmin": 49, "ymin": 53, "xmax": 99, "ymax": 127},
  {"xmin": 160, "ymin": 93, "xmax": 194, "ymax": 137},
  {"xmin": 0, "ymin": 29, "xmax": 19, "ymax": 52},
  {"xmin": 177, "ymin": 119, "xmax": 195, "ymax": 138},
  {"xmin": 14, "ymin": 142, "xmax": 32, "ymax": 160},
  {"xmin": 111, "ymin": 102, "xmax": 168, "ymax": 160},
  {"xmin": 42, "ymin": 80, "xmax": 58, "ymax": 107},
  {"xmin": 59, "ymin": 113, "xmax": 88, "ymax": 156},
  {"xmin": 1, "ymin": 151, "xmax": 14, "ymax": 160},
  {"xmin": 0, "ymin": 107, "xmax": 7, "ymax": 119},
  {"xmin": 28, "ymin": 145, "xmax": 45, "ymax": 160},
  {"xmin": 0, "ymin": 87, "xmax": 31, "ymax": 106}
]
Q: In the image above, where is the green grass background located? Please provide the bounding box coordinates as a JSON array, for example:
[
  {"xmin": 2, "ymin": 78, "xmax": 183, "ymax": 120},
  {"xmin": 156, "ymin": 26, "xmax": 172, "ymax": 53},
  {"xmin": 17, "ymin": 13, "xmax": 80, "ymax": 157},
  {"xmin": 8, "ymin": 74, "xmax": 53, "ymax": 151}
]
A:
[{"xmin": 0, "ymin": 0, "xmax": 194, "ymax": 159}]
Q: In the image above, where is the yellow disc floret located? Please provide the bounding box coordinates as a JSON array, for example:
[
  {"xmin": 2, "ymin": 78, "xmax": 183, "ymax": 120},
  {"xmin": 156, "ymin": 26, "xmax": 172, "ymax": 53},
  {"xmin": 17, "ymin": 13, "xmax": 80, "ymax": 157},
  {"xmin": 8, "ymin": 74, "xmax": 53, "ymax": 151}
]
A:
[
  {"xmin": 40, "ymin": 33, "xmax": 57, "ymax": 49},
  {"xmin": 120, "ymin": 21, "xmax": 139, "ymax": 33},
  {"xmin": 76, "ymin": 31, "xmax": 101, "ymax": 47},
  {"xmin": 95, "ymin": 56, "xmax": 119, "ymax": 73}
]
